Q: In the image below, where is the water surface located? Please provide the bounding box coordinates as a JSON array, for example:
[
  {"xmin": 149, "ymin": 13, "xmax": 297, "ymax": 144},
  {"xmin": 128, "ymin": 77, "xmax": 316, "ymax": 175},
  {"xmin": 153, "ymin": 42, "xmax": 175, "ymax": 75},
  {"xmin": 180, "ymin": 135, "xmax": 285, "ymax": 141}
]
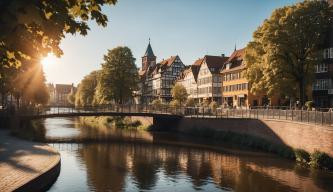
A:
[{"xmin": 45, "ymin": 117, "xmax": 333, "ymax": 192}]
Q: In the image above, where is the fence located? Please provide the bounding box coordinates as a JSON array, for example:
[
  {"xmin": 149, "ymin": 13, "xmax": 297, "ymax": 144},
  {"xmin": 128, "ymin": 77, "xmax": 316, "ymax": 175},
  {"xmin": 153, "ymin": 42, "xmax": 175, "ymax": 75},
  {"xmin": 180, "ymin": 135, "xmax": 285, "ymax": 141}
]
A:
[{"xmin": 1, "ymin": 104, "xmax": 333, "ymax": 127}]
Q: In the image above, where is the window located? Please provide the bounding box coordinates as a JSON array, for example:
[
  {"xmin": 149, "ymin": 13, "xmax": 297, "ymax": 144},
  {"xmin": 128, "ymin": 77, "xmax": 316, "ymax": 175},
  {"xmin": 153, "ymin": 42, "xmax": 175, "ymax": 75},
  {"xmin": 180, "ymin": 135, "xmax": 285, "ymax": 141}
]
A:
[
  {"xmin": 313, "ymin": 79, "xmax": 330, "ymax": 90},
  {"xmin": 226, "ymin": 63, "xmax": 231, "ymax": 70},
  {"xmin": 324, "ymin": 48, "xmax": 330, "ymax": 59},
  {"xmin": 315, "ymin": 63, "xmax": 328, "ymax": 73}
]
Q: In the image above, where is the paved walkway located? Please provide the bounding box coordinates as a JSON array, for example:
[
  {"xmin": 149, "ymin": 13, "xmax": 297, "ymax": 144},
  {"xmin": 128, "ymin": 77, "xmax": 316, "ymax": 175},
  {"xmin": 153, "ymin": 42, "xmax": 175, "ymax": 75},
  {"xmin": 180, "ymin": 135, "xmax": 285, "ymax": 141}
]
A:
[{"xmin": 0, "ymin": 130, "xmax": 60, "ymax": 192}]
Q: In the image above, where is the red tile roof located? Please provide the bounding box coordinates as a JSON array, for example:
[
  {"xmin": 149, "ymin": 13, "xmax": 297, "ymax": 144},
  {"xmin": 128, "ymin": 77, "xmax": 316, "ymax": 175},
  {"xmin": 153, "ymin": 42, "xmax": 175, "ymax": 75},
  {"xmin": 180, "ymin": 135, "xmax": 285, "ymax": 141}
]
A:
[
  {"xmin": 226, "ymin": 48, "xmax": 245, "ymax": 63},
  {"xmin": 159, "ymin": 56, "xmax": 177, "ymax": 66}
]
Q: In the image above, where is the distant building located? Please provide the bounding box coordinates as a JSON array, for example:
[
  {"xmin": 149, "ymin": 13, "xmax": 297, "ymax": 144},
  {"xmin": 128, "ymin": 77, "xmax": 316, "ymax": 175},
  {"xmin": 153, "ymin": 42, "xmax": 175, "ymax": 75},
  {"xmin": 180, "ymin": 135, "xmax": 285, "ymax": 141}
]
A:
[
  {"xmin": 312, "ymin": 0, "xmax": 333, "ymax": 107},
  {"xmin": 221, "ymin": 48, "xmax": 278, "ymax": 108},
  {"xmin": 177, "ymin": 59, "xmax": 201, "ymax": 102},
  {"xmin": 48, "ymin": 83, "xmax": 76, "ymax": 106},
  {"xmin": 196, "ymin": 55, "xmax": 228, "ymax": 105},
  {"xmin": 138, "ymin": 41, "xmax": 185, "ymax": 104}
]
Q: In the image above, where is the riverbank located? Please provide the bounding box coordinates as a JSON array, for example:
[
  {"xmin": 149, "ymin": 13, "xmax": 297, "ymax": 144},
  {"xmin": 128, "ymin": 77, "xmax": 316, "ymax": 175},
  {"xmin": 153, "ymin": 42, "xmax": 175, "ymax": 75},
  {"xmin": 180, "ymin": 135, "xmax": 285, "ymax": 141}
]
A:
[
  {"xmin": 79, "ymin": 116, "xmax": 153, "ymax": 130},
  {"xmin": 161, "ymin": 117, "xmax": 333, "ymax": 171},
  {"xmin": 0, "ymin": 130, "xmax": 60, "ymax": 192}
]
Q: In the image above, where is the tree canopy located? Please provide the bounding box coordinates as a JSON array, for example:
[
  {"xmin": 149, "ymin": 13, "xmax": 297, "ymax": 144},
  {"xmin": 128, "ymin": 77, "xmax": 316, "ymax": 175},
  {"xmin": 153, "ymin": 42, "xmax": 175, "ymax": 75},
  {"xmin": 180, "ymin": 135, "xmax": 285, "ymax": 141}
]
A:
[
  {"xmin": 0, "ymin": 0, "xmax": 117, "ymax": 107},
  {"xmin": 0, "ymin": 0, "xmax": 117, "ymax": 71},
  {"xmin": 244, "ymin": 0, "xmax": 333, "ymax": 104},
  {"xmin": 171, "ymin": 83, "xmax": 188, "ymax": 106},
  {"xmin": 98, "ymin": 47, "xmax": 139, "ymax": 104},
  {"xmin": 75, "ymin": 70, "xmax": 99, "ymax": 107}
]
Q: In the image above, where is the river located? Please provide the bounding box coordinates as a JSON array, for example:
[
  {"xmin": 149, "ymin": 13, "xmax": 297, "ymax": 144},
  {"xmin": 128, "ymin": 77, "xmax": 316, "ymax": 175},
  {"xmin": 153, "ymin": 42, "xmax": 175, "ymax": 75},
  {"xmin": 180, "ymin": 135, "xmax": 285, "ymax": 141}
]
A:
[{"xmin": 44, "ymin": 117, "xmax": 333, "ymax": 192}]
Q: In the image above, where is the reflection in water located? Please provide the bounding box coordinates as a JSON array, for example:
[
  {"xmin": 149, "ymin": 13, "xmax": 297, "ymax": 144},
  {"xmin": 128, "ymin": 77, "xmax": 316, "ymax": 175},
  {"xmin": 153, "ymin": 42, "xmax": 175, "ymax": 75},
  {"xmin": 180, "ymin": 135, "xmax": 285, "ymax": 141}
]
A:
[{"xmin": 45, "ymin": 118, "xmax": 333, "ymax": 192}]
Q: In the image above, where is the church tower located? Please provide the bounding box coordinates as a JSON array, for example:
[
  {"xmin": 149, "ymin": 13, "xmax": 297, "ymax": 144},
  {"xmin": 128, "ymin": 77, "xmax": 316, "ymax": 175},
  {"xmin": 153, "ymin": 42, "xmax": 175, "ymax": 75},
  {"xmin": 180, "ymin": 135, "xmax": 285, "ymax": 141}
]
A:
[{"xmin": 142, "ymin": 39, "xmax": 156, "ymax": 71}]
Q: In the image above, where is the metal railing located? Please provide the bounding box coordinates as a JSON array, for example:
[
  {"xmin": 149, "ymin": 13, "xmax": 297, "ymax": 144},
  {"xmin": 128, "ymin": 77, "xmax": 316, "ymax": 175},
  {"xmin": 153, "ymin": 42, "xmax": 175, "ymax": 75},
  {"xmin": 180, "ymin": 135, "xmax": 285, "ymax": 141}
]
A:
[{"xmin": 1, "ymin": 104, "xmax": 332, "ymax": 127}]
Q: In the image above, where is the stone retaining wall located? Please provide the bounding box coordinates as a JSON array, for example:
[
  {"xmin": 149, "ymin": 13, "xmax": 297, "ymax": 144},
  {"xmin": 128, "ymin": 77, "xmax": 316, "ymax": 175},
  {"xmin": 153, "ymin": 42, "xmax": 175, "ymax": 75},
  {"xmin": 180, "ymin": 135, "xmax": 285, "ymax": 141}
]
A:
[{"xmin": 172, "ymin": 118, "xmax": 333, "ymax": 156}]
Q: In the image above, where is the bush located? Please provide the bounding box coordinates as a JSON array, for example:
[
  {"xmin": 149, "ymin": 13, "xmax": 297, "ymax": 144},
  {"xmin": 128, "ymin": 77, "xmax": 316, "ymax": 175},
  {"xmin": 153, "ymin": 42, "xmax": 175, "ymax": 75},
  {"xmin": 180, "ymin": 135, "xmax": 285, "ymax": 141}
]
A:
[
  {"xmin": 310, "ymin": 151, "xmax": 333, "ymax": 170},
  {"xmin": 210, "ymin": 101, "xmax": 218, "ymax": 111},
  {"xmin": 186, "ymin": 98, "xmax": 196, "ymax": 107},
  {"xmin": 294, "ymin": 149, "xmax": 310, "ymax": 164},
  {"xmin": 151, "ymin": 99, "xmax": 162, "ymax": 110},
  {"xmin": 305, "ymin": 101, "xmax": 314, "ymax": 110},
  {"xmin": 169, "ymin": 100, "xmax": 180, "ymax": 108}
]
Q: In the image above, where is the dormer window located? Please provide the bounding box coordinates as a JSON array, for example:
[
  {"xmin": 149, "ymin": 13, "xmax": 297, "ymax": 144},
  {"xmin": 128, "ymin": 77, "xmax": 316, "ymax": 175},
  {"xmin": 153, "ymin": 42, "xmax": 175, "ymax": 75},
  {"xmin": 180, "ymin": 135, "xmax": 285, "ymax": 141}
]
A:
[{"xmin": 226, "ymin": 63, "xmax": 231, "ymax": 70}]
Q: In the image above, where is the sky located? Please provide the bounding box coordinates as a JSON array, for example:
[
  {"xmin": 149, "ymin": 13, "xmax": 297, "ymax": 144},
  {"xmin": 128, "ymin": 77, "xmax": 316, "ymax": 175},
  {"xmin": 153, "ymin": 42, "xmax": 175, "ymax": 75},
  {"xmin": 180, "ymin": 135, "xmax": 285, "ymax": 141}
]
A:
[{"xmin": 44, "ymin": 0, "xmax": 300, "ymax": 85}]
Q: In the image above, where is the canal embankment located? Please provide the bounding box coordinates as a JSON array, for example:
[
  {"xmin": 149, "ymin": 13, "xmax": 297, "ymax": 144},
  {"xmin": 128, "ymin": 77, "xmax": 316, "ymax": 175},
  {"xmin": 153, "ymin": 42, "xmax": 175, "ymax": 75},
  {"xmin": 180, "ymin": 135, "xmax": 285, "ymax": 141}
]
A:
[
  {"xmin": 0, "ymin": 130, "xmax": 60, "ymax": 192},
  {"xmin": 153, "ymin": 117, "xmax": 333, "ymax": 170}
]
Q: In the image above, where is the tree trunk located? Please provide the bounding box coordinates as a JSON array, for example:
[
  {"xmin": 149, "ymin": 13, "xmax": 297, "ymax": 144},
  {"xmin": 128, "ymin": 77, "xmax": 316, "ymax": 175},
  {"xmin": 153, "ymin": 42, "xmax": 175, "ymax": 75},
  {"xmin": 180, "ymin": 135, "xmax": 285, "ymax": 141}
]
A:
[{"xmin": 299, "ymin": 78, "xmax": 305, "ymax": 107}]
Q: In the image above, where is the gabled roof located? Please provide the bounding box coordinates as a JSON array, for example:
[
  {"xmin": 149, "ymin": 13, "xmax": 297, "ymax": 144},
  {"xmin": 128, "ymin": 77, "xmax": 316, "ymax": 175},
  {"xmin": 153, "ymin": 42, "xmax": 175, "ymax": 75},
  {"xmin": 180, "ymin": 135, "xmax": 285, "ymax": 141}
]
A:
[
  {"xmin": 226, "ymin": 48, "xmax": 245, "ymax": 64},
  {"xmin": 221, "ymin": 48, "xmax": 246, "ymax": 73},
  {"xmin": 159, "ymin": 56, "xmax": 178, "ymax": 66},
  {"xmin": 143, "ymin": 42, "xmax": 155, "ymax": 57},
  {"xmin": 191, "ymin": 58, "xmax": 203, "ymax": 81},
  {"xmin": 177, "ymin": 66, "xmax": 191, "ymax": 81},
  {"xmin": 202, "ymin": 55, "xmax": 229, "ymax": 74}
]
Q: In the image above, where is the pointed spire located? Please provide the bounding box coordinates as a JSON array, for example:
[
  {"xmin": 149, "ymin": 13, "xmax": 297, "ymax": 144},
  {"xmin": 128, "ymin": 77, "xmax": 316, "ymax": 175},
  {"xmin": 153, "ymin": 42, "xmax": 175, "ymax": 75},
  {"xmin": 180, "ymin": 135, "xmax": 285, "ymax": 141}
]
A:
[
  {"xmin": 234, "ymin": 43, "xmax": 237, "ymax": 52},
  {"xmin": 144, "ymin": 38, "xmax": 155, "ymax": 57}
]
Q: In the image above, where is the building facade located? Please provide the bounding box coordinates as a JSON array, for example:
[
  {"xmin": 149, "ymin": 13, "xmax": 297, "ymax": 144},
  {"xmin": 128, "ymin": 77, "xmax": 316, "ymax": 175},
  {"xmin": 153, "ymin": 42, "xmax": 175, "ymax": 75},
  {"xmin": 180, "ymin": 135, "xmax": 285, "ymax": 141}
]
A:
[
  {"xmin": 139, "ymin": 41, "xmax": 185, "ymax": 104},
  {"xmin": 221, "ymin": 48, "xmax": 274, "ymax": 108},
  {"xmin": 196, "ymin": 55, "xmax": 228, "ymax": 105},
  {"xmin": 48, "ymin": 83, "xmax": 75, "ymax": 106},
  {"xmin": 312, "ymin": 1, "xmax": 333, "ymax": 107},
  {"xmin": 177, "ymin": 59, "xmax": 201, "ymax": 102}
]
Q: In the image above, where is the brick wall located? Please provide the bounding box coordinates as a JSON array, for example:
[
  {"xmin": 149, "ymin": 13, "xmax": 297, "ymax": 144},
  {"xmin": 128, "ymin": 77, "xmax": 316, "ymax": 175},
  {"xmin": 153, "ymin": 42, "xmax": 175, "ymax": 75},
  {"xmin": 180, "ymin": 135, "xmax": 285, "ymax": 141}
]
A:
[{"xmin": 175, "ymin": 118, "xmax": 333, "ymax": 156}]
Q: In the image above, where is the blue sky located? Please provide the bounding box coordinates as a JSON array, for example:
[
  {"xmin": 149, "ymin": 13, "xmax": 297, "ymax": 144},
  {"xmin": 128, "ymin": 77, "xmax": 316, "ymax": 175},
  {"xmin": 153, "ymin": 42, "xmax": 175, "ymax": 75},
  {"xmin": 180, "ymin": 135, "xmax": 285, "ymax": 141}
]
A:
[{"xmin": 44, "ymin": 0, "xmax": 300, "ymax": 85}]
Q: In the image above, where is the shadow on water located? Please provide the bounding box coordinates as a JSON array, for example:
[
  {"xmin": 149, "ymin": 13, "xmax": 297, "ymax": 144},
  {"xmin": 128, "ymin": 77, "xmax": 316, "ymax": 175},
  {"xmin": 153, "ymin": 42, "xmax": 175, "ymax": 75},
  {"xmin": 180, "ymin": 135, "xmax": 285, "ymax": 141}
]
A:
[{"xmin": 39, "ymin": 117, "xmax": 333, "ymax": 192}]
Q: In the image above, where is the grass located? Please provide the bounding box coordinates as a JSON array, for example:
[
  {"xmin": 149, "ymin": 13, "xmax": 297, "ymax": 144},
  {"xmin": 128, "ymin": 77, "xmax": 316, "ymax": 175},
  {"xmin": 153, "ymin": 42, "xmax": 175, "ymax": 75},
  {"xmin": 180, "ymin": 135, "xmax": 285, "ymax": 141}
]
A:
[{"xmin": 79, "ymin": 116, "xmax": 150, "ymax": 130}]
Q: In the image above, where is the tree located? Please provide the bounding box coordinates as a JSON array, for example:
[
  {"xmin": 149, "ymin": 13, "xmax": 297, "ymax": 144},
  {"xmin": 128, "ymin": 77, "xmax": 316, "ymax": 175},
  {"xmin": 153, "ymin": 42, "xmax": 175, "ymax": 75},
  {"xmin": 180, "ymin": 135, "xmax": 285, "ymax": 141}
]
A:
[
  {"xmin": 0, "ymin": 0, "xmax": 117, "ymax": 107},
  {"xmin": 171, "ymin": 83, "xmax": 188, "ymax": 106},
  {"xmin": 75, "ymin": 71, "xmax": 99, "ymax": 107},
  {"xmin": 185, "ymin": 98, "xmax": 196, "ymax": 107},
  {"xmin": 67, "ymin": 92, "xmax": 75, "ymax": 105},
  {"xmin": 99, "ymin": 47, "xmax": 139, "ymax": 104},
  {"xmin": 12, "ymin": 63, "xmax": 49, "ymax": 106},
  {"xmin": 0, "ymin": 0, "xmax": 117, "ymax": 70},
  {"xmin": 244, "ymin": 0, "xmax": 333, "ymax": 105},
  {"xmin": 209, "ymin": 101, "xmax": 218, "ymax": 112}
]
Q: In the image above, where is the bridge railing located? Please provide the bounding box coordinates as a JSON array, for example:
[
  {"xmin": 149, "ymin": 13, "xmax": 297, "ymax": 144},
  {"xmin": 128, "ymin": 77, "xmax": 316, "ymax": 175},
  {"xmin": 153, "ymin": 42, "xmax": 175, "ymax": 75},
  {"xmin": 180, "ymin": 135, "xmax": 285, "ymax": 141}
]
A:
[{"xmin": 4, "ymin": 104, "xmax": 333, "ymax": 127}]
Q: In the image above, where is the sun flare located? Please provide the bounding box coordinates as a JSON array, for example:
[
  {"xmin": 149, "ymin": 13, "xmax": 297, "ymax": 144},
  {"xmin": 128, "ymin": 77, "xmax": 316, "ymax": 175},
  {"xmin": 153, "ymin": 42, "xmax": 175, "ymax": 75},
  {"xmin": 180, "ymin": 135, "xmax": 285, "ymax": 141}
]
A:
[{"xmin": 41, "ymin": 53, "xmax": 57, "ymax": 67}]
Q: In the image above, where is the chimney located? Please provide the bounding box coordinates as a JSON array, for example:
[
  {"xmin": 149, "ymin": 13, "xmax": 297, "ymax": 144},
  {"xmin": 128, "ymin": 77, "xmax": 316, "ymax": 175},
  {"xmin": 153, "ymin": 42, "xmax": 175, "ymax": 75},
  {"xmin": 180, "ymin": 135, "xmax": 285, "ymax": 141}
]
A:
[{"xmin": 221, "ymin": 54, "xmax": 225, "ymax": 57}]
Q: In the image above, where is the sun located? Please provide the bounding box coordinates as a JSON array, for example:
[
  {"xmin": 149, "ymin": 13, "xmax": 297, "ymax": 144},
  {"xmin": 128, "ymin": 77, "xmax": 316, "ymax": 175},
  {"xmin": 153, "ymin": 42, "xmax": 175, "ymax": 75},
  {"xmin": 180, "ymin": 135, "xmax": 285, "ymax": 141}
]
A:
[{"xmin": 41, "ymin": 53, "xmax": 57, "ymax": 67}]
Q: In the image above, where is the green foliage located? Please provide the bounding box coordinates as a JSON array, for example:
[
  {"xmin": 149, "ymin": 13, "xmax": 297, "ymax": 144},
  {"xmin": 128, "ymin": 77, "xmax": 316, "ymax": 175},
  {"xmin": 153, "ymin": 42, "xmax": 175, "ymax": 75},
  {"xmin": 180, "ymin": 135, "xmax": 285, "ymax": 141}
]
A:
[
  {"xmin": 0, "ymin": 0, "xmax": 117, "ymax": 108},
  {"xmin": 151, "ymin": 99, "xmax": 162, "ymax": 109},
  {"xmin": 169, "ymin": 100, "xmax": 180, "ymax": 108},
  {"xmin": 171, "ymin": 83, "xmax": 188, "ymax": 106},
  {"xmin": 305, "ymin": 101, "xmax": 314, "ymax": 110},
  {"xmin": 294, "ymin": 149, "xmax": 310, "ymax": 164},
  {"xmin": 0, "ymin": 0, "xmax": 117, "ymax": 70},
  {"xmin": 244, "ymin": 1, "xmax": 333, "ymax": 104},
  {"xmin": 210, "ymin": 101, "xmax": 218, "ymax": 111},
  {"xmin": 98, "ymin": 47, "xmax": 139, "ymax": 104},
  {"xmin": 310, "ymin": 151, "xmax": 333, "ymax": 170},
  {"xmin": 67, "ymin": 92, "xmax": 75, "ymax": 105},
  {"xmin": 202, "ymin": 98, "xmax": 210, "ymax": 107},
  {"xmin": 185, "ymin": 98, "xmax": 196, "ymax": 107},
  {"xmin": 11, "ymin": 120, "xmax": 46, "ymax": 142},
  {"xmin": 75, "ymin": 70, "xmax": 99, "ymax": 107},
  {"xmin": 12, "ymin": 64, "xmax": 49, "ymax": 105}
]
